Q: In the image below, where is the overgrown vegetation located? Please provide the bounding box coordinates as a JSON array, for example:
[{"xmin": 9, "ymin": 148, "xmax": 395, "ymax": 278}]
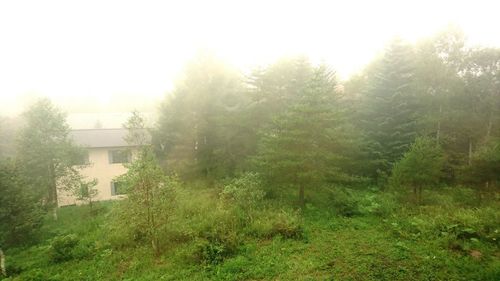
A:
[{"xmin": 1, "ymin": 27, "xmax": 499, "ymax": 280}]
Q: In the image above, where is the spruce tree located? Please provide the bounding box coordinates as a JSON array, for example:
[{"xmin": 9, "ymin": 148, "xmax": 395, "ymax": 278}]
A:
[
  {"xmin": 390, "ymin": 137, "xmax": 444, "ymax": 204},
  {"xmin": 361, "ymin": 38, "xmax": 418, "ymax": 178},
  {"xmin": 255, "ymin": 65, "xmax": 355, "ymax": 207}
]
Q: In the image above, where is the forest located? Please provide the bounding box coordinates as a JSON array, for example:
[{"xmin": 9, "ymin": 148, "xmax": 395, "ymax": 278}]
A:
[{"xmin": 0, "ymin": 27, "xmax": 499, "ymax": 280}]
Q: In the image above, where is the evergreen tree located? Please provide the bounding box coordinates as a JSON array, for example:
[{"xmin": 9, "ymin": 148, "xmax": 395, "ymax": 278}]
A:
[
  {"xmin": 153, "ymin": 54, "xmax": 245, "ymax": 180},
  {"xmin": 254, "ymin": 65, "xmax": 356, "ymax": 207},
  {"xmin": 360, "ymin": 38, "xmax": 419, "ymax": 178},
  {"xmin": 462, "ymin": 138, "xmax": 500, "ymax": 190},
  {"xmin": 390, "ymin": 137, "xmax": 444, "ymax": 204},
  {"xmin": 0, "ymin": 161, "xmax": 44, "ymax": 247}
]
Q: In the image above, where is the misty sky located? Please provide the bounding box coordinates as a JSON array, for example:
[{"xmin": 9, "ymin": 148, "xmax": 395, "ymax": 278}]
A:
[{"xmin": 1, "ymin": 0, "xmax": 499, "ymax": 116}]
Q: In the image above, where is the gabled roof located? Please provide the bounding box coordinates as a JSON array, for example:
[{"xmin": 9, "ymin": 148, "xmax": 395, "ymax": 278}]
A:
[{"xmin": 70, "ymin": 128, "xmax": 148, "ymax": 148}]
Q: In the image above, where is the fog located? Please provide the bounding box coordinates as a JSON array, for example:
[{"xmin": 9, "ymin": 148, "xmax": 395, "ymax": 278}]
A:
[{"xmin": 1, "ymin": 0, "xmax": 500, "ymax": 116}]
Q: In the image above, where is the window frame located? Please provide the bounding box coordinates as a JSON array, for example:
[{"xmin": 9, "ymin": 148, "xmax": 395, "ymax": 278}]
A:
[
  {"xmin": 108, "ymin": 149, "xmax": 130, "ymax": 164},
  {"xmin": 74, "ymin": 150, "xmax": 90, "ymax": 166},
  {"xmin": 110, "ymin": 181, "xmax": 126, "ymax": 196}
]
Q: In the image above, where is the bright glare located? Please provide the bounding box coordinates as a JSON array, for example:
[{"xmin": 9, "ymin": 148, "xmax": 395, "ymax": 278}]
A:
[{"xmin": 1, "ymin": 0, "xmax": 499, "ymax": 115}]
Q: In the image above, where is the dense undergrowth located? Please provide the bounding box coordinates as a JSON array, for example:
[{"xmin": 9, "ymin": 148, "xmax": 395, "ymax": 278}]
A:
[{"xmin": 2, "ymin": 184, "xmax": 499, "ymax": 281}]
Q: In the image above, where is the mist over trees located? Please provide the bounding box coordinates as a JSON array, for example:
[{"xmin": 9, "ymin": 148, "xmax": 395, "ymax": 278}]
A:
[
  {"xmin": 1, "ymin": 27, "xmax": 499, "ymax": 280},
  {"xmin": 153, "ymin": 27, "xmax": 499, "ymax": 198}
]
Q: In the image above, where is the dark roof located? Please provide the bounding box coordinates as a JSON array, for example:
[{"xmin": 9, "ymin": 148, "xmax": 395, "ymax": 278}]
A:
[{"xmin": 70, "ymin": 128, "xmax": 149, "ymax": 148}]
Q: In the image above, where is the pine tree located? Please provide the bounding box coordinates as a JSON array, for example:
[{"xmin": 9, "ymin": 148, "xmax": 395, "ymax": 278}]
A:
[
  {"xmin": 153, "ymin": 54, "xmax": 245, "ymax": 180},
  {"xmin": 361, "ymin": 38, "xmax": 418, "ymax": 178},
  {"xmin": 390, "ymin": 137, "xmax": 444, "ymax": 204},
  {"xmin": 255, "ymin": 65, "xmax": 355, "ymax": 207},
  {"xmin": 0, "ymin": 161, "xmax": 44, "ymax": 247}
]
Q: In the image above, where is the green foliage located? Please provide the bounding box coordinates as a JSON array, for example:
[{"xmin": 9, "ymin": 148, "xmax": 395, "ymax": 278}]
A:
[
  {"xmin": 194, "ymin": 232, "xmax": 240, "ymax": 266},
  {"xmin": 328, "ymin": 187, "xmax": 360, "ymax": 216},
  {"xmin": 389, "ymin": 205, "xmax": 499, "ymax": 252},
  {"xmin": 48, "ymin": 234, "xmax": 79, "ymax": 263},
  {"xmin": 109, "ymin": 113, "xmax": 178, "ymax": 256},
  {"xmin": 0, "ymin": 161, "xmax": 43, "ymax": 247},
  {"xmin": 16, "ymin": 98, "xmax": 85, "ymax": 216},
  {"xmin": 359, "ymin": 38, "xmax": 419, "ymax": 176},
  {"xmin": 254, "ymin": 64, "xmax": 359, "ymax": 207},
  {"xmin": 462, "ymin": 138, "xmax": 500, "ymax": 187},
  {"xmin": 390, "ymin": 137, "xmax": 444, "ymax": 202},
  {"xmin": 3, "ymin": 30, "xmax": 500, "ymax": 280},
  {"xmin": 327, "ymin": 187, "xmax": 397, "ymax": 217},
  {"xmin": 112, "ymin": 147, "xmax": 178, "ymax": 255},
  {"xmin": 2, "ymin": 187, "xmax": 499, "ymax": 281},
  {"xmin": 153, "ymin": 53, "xmax": 246, "ymax": 180},
  {"xmin": 245, "ymin": 208, "xmax": 304, "ymax": 240},
  {"xmin": 220, "ymin": 172, "xmax": 265, "ymax": 213},
  {"xmin": 74, "ymin": 178, "xmax": 99, "ymax": 207}
]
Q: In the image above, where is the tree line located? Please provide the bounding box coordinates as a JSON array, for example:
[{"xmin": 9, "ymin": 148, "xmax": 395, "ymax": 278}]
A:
[
  {"xmin": 1, "ymin": 26, "xmax": 499, "ymax": 262},
  {"xmin": 153, "ymin": 27, "xmax": 499, "ymax": 202}
]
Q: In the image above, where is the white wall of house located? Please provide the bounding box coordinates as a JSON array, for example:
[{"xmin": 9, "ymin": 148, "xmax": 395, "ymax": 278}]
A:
[{"xmin": 58, "ymin": 147, "xmax": 130, "ymax": 206}]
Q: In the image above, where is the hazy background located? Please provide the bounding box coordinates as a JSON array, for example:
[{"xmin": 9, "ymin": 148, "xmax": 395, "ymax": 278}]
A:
[{"xmin": 1, "ymin": 0, "xmax": 499, "ymax": 116}]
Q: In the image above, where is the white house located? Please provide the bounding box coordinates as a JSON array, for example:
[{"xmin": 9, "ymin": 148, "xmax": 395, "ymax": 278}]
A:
[{"xmin": 58, "ymin": 128, "xmax": 145, "ymax": 206}]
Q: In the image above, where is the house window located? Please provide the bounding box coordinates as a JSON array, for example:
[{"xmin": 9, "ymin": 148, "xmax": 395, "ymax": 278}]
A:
[
  {"xmin": 111, "ymin": 181, "xmax": 126, "ymax": 196},
  {"xmin": 108, "ymin": 149, "xmax": 130, "ymax": 164},
  {"xmin": 74, "ymin": 150, "xmax": 90, "ymax": 165}
]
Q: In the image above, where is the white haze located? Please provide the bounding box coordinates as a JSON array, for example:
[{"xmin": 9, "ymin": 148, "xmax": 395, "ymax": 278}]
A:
[{"xmin": 1, "ymin": 0, "xmax": 499, "ymax": 116}]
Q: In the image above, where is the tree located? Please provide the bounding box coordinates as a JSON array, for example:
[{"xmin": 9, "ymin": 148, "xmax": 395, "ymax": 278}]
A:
[
  {"xmin": 462, "ymin": 138, "xmax": 500, "ymax": 190},
  {"xmin": 0, "ymin": 161, "xmax": 44, "ymax": 276},
  {"xmin": 0, "ymin": 161, "xmax": 43, "ymax": 246},
  {"xmin": 463, "ymin": 48, "xmax": 500, "ymax": 143},
  {"xmin": 390, "ymin": 137, "xmax": 444, "ymax": 204},
  {"xmin": 360, "ymin": 38, "xmax": 419, "ymax": 179},
  {"xmin": 254, "ymin": 64, "xmax": 357, "ymax": 208},
  {"xmin": 153, "ymin": 53, "xmax": 245, "ymax": 180},
  {"xmin": 414, "ymin": 26, "xmax": 466, "ymax": 143},
  {"xmin": 16, "ymin": 98, "xmax": 84, "ymax": 220},
  {"xmin": 73, "ymin": 179, "xmax": 99, "ymax": 212},
  {"xmin": 116, "ymin": 112, "xmax": 177, "ymax": 256}
]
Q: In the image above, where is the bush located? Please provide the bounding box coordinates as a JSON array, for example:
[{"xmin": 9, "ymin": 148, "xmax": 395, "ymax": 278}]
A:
[
  {"xmin": 327, "ymin": 186, "xmax": 398, "ymax": 217},
  {"xmin": 389, "ymin": 137, "xmax": 444, "ymax": 204},
  {"xmin": 220, "ymin": 172, "xmax": 265, "ymax": 211},
  {"xmin": 358, "ymin": 192, "xmax": 397, "ymax": 217},
  {"xmin": 189, "ymin": 222, "xmax": 241, "ymax": 266},
  {"xmin": 389, "ymin": 205, "xmax": 500, "ymax": 252},
  {"xmin": 194, "ymin": 232, "xmax": 240, "ymax": 266},
  {"xmin": 48, "ymin": 234, "xmax": 79, "ymax": 263},
  {"xmin": 247, "ymin": 209, "xmax": 304, "ymax": 239},
  {"xmin": 328, "ymin": 187, "xmax": 361, "ymax": 216}
]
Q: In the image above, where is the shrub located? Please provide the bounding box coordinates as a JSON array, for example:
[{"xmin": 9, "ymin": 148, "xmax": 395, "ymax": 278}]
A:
[
  {"xmin": 390, "ymin": 137, "xmax": 444, "ymax": 204},
  {"xmin": 48, "ymin": 234, "xmax": 79, "ymax": 263},
  {"xmin": 389, "ymin": 205, "xmax": 500, "ymax": 252},
  {"xmin": 194, "ymin": 228, "xmax": 240, "ymax": 266},
  {"xmin": 358, "ymin": 192, "xmax": 397, "ymax": 217},
  {"xmin": 247, "ymin": 209, "xmax": 304, "ymax": 239},
  {"xmin": 328, "ymin": 187, "xmax": 360, "ymax": 217},
  {"xmin": 220, "ymin": 172, "xmax": 265, "ymax": 211},
  {"xmin": 21, "ymin": 269, "xmax": 49, "ymax": 281}
]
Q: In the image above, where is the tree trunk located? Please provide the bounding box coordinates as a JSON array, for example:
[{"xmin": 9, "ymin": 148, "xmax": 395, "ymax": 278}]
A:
[
  {"xmin": 0, "ymin": 248, "xmax": 6, "ymax": 277},
  {"xmin": 468, "ymin": 139, "xmax": 473, "ymax": 166},
  {"xmin": 298, "ymin": 185, "xmax": 305, "ymax": 209},
  {"xmin": 48, "ymin": 161, "xmax": 58, "ymax": 220},
  {"xmin": 436, "ymin": 104, "xmax": 442, "ymax": 144},
  {"xmin": 152, "ymin": 237, "xmax": 159, "ymax": 257},
  {"xmin": 486, "ymin": 113, "xmax": 493, "ymax": 141}
]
